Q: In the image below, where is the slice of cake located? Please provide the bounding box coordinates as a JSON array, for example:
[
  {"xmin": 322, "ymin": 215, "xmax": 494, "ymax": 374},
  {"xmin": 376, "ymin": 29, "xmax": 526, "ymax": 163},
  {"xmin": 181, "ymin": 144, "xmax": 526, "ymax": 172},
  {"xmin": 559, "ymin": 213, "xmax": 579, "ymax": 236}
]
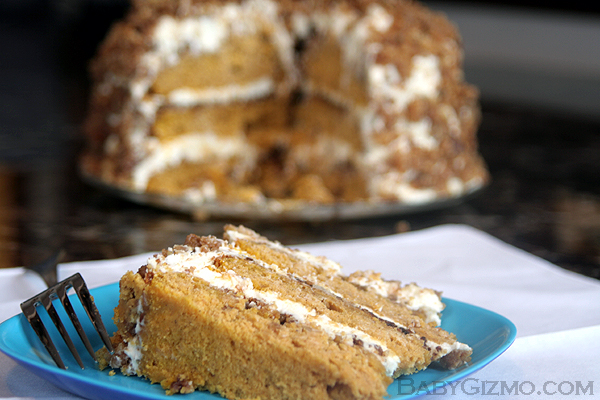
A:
[{"xmin": 98, "ymin": 226, "xmax": 471, "ymax": 399}]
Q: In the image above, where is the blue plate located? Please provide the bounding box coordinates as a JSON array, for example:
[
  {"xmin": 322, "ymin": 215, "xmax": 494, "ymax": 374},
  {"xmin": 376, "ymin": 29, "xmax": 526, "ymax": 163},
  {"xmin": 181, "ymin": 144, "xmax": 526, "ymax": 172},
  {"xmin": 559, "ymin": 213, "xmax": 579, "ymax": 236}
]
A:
[{"xmin": 0, "ymin": 283, "xmax": 516, "ymax": 400}]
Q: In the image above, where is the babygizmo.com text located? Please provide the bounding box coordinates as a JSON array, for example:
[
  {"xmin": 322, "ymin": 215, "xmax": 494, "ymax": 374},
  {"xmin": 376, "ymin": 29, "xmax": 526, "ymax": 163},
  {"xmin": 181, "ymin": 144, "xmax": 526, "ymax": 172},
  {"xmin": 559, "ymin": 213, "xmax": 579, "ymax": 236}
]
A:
[{"xmin": 392, "ymin": 378, "xmax": 595, "ymax": 396}]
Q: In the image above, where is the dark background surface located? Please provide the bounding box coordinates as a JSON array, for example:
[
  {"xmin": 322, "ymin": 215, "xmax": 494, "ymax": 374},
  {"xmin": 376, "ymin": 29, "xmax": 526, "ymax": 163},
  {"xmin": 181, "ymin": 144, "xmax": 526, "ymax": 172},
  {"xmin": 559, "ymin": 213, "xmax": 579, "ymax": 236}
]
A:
[{"xmin": 1, "ymin": 0, "xmax": 599, "ymax": 280}]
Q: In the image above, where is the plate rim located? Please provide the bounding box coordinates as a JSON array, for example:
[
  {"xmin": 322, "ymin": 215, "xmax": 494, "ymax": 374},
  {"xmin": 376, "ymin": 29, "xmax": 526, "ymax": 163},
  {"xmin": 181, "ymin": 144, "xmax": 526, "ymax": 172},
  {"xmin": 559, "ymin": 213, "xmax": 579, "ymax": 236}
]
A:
[{"xmin": 0, "ymin": 282, "xmax": 516, "ymax": 400}]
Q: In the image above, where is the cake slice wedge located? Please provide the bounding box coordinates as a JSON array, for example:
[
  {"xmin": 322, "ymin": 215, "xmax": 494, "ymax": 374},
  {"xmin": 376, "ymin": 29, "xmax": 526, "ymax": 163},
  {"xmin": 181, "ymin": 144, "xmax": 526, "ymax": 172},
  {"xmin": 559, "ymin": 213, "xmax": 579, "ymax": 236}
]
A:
[{"xmin": 98, "ymin": 226, "xmax": 471, "ymax": 400}]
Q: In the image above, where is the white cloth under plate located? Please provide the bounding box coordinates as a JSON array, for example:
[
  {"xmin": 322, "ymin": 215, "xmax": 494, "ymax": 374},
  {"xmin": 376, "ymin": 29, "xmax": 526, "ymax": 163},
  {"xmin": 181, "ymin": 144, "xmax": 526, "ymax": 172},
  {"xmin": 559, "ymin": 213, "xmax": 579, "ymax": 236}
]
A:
[{"xmin": 1, "ymin": 224, "xmax": 599, "ymax": 399}]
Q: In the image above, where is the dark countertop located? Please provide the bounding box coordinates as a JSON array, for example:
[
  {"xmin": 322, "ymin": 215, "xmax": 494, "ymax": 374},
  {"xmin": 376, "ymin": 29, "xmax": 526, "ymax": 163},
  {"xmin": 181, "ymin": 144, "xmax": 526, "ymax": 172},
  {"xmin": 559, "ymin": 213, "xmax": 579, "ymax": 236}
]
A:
[{"xmin": 1, "ymin": 1, "xmax": 599, "ymax": 280}]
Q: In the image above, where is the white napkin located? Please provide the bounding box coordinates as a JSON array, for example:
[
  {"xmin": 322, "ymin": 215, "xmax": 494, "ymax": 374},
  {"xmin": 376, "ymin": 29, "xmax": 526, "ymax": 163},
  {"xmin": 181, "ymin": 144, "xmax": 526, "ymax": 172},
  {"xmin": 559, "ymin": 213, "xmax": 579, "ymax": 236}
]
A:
[{"xmin": 0, "ymin": 268, "xmax": 49, "ymax": 323}]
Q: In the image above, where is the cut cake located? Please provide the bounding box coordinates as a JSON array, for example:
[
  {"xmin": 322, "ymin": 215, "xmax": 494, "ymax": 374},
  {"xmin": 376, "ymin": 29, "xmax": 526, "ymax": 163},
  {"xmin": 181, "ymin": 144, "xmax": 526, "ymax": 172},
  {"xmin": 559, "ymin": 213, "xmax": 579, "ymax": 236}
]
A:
[
  {"xmin": 98, "ymin": 225, "xmax": 471, "ymax": 400},
  {"xmin": 82, "ymin": 0, "xmax": 489, "ymax": 207}
]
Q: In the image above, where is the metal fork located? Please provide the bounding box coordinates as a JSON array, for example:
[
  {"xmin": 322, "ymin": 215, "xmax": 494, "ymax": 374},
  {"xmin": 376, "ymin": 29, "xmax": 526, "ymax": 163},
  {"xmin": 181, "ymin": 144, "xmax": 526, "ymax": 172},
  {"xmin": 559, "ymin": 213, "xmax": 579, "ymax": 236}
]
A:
[{"xmin": 20, "ymin": 273, "xmax": 114, "ymax": 369}]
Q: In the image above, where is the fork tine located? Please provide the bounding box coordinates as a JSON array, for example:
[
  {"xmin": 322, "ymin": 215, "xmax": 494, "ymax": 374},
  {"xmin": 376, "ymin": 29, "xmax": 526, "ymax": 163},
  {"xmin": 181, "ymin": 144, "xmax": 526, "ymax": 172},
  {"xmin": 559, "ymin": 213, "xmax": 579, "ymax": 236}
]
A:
[
  {"xmin": 20, "ymin": 302, "xmax": 66, "ymax": 369},
  {"xmin": 20, "ymin": 273, "xmax": 112, "ymax": 369},
  {"xmin": 56, "ymin": 284, "xmax": 95, "ymax": 364},
  {"xmin": 42, "ymin": 296, "xmax": 85, "ymax": 369},
  {"xmin": 71, "ymin": 274, "xmax": 114, "ymax": 353}
]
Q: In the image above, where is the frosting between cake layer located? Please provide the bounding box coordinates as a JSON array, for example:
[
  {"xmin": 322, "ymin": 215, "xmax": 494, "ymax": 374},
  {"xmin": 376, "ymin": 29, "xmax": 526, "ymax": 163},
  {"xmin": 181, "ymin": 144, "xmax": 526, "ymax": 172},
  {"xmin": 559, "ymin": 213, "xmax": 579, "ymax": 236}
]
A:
[
  {"xmin": 346, "ymin": 273, "xmax": 444, "ymax": 326},
  {"xmin": 132, "ymin": 132, "xmax": 257, "ymax": 191},
  {"xmin": 131, "ymin": 0, "xmax": 296, "ymax": 104},
  {"xmin": 289, "ymin": 137, "xmax": 357, "ymax": 172},
  {"xmin": 114, "ymin": 299, "xmax": 144, "ymax": 375},
  {"xmin": 166, "ymin": 78, "xmax": 275, "ymax": 106},
  {"xmin": 182, "ymin": 182, "xmax": 219, "ymax": 203},
  {"xmin": 224, "ymin": 227, "xmax": 343, "ymax": 275},
  {"xmin": 370, "ymin": 172, "xmax": 439, "ymax": 204}
]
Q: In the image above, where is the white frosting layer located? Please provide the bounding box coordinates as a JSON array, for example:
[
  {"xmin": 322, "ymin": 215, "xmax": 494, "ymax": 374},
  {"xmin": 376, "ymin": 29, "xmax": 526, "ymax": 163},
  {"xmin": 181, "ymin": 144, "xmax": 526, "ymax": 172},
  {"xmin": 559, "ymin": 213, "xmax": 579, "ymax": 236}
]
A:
[
  {"xmin": 224, "ymin": 227, "xmax": 343, "ymax": 275},
  {"xmin": 396, "ymin": 118, "xmax": 436, "ymax": 151},
  {"xmin": 182, "ymin": 182, "xmax": 218, "ymax": 203},
  {"xmin": 153, "ymin": 16, "xmax": 228, "ymax": 62},
  {"xmin": 289, "ymin": 136, "xmax": 357, "ymax": 171},
  {"xmin": 132, "ymin": 132, "xmax": 257, "ymax": 192},
  {"xmin": 346, "ymin": 273, "xmax": 444, "ymax": 326},
  {"xmin": 438, "ymin": 339, "xmax": 473, "ymax": 354},
  {"xmin": 167, "ymin": 78, "xmax": 275, "ymax": 106},
  {"xmin": 115, "ymin": 299, "xmax": 144, "ymax": 374},
  {"xmin": 130, "ymin": 0, "xmax": 296, "ymax": 104},
  {"xmin": 371, "ymin": 172, "xmax": 439, "ymax": 204}
]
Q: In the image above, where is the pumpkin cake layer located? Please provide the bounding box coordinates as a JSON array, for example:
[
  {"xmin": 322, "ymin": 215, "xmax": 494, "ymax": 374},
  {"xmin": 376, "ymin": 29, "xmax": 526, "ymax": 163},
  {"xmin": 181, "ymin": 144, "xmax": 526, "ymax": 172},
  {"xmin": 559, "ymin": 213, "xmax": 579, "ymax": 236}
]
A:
[{"xmin": 98, "ymin": 225, "xmax": 471, "ymax": 400}]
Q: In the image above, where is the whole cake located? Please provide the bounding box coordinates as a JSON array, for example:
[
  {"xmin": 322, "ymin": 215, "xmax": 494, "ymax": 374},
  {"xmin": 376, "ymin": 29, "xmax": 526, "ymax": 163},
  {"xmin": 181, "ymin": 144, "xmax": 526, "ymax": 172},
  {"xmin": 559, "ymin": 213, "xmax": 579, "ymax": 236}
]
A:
[
  {"xmin": 98, "ymin": 225, "xmax": 472, "ymax": 400},
  {"xmin": 82, "ymin": 0, "xmax": 488, "ymax": 207}
]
